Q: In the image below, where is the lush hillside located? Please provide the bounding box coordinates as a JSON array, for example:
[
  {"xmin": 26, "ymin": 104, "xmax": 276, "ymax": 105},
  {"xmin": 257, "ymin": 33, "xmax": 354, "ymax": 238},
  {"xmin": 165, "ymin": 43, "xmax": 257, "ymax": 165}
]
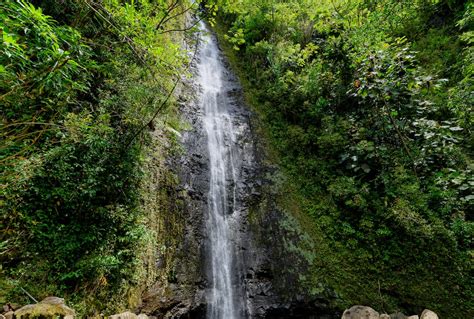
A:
[
  {"xmin": 1, "ymin": 0, "xmax": 192, "ymax": 315},
  {"xmin": 212, "ymin": 0, "xmax": 473, "ymax": 317}
]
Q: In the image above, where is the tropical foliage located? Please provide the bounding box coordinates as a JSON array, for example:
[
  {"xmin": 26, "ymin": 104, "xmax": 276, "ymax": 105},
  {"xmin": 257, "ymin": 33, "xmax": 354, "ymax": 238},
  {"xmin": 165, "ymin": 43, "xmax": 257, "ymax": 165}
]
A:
[
  {"xmin": 212, "ymin": 0, "xmax": 473, "ymax": 317},
  {"xmin": 1, "ymin": 0, "xmax": 472, "ymax": 317},
  {"xmin": 1, "ymin": 0, "xmax": 197, "ymax": 314}
]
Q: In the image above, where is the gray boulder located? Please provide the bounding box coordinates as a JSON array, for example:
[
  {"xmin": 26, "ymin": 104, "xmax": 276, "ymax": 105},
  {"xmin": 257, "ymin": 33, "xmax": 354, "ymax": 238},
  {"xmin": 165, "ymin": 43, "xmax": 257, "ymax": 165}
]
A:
[
  {"xmin": 342, "ymin": 305, "xmax": 380, "ymax": 319},
  {"xmin": 421, "ymin": 309, "xmax": 438, "ymax": 319},
  {"xmin": 41, "ymin": 297, "xmax": 64, "ymax": 305},
  {"xmin": 390, "ymin": 312, "xmax": 408, "ymax": 319},
  {"xmin": 109, "ymin": 312, "xmax": 137, "ymax": 319}
]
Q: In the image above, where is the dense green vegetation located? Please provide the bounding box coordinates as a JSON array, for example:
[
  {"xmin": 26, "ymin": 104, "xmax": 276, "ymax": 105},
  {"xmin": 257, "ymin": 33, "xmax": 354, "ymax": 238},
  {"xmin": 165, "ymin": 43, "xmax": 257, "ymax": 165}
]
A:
[
  {"xmin": 212, "ymin": 0, "xmax": 473, "ymax": 317},
  {"xmin": 1, "ymin": 0, "xmax": 194, "ymax": 314},
  {"xmin": 1, "ymin": 0, "xmax": 472, "ymax": 317}
]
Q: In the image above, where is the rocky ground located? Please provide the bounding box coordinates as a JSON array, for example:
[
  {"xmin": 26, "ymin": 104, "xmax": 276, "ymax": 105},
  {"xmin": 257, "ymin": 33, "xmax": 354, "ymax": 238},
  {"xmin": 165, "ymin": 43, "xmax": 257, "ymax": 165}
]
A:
[
  {"xmin": 1, "ymin": 301, "xmax": 440, "ymax": 319},
  {"xmin": 341, "ymin": 306, "xmax": 440, "ymax": 319}
]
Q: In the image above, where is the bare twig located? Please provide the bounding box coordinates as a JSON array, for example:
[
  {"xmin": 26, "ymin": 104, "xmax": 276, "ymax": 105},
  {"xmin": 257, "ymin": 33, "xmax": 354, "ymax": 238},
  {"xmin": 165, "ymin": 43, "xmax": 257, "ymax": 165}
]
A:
[
  {"xmin": 158, "ymin": 16, "xmax": 204, "ymax": 34},
  {"xmin": 155, "ymin": 0, "xmax": 181, "ymax": 30},
  {"xmin": 1, "ymin": 122, "xmax": 64, "ymax": 128},
  {"xmin": 157, "ymin": 2, "xmax": 198, "ymax": 31},
  {"xmin": 20, "ymin": 287, "xmax": 38, "ymax": 303}
]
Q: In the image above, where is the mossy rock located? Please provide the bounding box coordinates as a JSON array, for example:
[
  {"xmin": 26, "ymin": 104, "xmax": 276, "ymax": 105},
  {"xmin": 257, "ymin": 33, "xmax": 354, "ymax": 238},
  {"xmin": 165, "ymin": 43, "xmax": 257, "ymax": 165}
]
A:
[{"xmin": 15, "ymin": 297, "xmax": 75, "ymax": 319}]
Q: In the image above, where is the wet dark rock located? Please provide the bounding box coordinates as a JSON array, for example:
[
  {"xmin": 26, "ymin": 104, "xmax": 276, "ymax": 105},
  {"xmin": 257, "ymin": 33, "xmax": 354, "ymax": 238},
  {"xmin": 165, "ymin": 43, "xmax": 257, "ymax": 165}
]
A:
[{"xmin": 139, "ymin": 24, "xmax": 339, "ymax": 319}]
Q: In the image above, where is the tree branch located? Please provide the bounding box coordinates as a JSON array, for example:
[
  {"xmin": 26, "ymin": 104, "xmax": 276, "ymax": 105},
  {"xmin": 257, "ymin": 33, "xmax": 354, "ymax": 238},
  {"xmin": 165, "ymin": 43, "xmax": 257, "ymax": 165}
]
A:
[
  {"xmin": 123, "ymin": 31, "xmax": 200, "ymax": 149},
  {"xmin": 158, "ymin": 2, "xmax": 198, "ymax": 30},
  {"xmin": 158, "ymin": 15, "xmax": 204, "ymax": 34},
  {"xmin": 155, "ymin": 0, "xmax": 181, "ymax": 30}
]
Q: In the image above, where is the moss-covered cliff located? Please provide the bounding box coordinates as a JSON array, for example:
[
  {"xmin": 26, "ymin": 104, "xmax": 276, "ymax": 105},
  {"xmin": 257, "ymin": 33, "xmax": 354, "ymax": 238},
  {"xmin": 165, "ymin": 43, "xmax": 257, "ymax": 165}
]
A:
[{"xmin": 209, "ymin": 0, "xmax": 473, "ymax": 317}]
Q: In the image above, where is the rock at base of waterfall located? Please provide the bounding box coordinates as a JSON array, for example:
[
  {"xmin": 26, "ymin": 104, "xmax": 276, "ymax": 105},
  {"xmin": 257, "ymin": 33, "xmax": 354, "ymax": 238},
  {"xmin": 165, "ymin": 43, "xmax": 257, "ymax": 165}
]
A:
[
  {"xmin": 108, "ymin": 312, "xmax": 149, "ymax": 319},
  {"xmin": 3, "ymin": 304, "xmax": 17, "ymax": 313},
  {"xmin": 109, "ymin": 311, "xmax": 137, "ymax": 319},
  {"xmin": 40, "ymin": 297, "xmax": 65, "ymax": 305},
  {"xmin": 14, "ymin": 296, "xmax": 75, "ymax": 318},
  {"xmin": 390, "ymin": 312, "xmax": 408, "ymax": 319},
  {"xmin": 342, "ymin": 305, "xmax": 379, "ymax": 319},
  {"xmin": 420, "ymin": 309, "xmax": 438, "ymax": 319}
]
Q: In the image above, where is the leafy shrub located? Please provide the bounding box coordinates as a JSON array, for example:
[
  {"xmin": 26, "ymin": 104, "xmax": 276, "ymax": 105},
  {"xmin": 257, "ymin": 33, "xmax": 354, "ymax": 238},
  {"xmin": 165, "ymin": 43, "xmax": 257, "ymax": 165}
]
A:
[{"xmin": 1, "ymin": 0, "xmax": 190, "ymax": 314}]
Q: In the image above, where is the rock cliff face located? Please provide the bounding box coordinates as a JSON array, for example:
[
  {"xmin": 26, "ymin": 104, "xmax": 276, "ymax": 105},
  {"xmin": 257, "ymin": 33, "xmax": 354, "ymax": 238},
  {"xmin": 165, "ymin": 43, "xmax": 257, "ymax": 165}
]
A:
[{"xmin": 139, "ymin": 27, "xmax": 339, "ymax": 319}]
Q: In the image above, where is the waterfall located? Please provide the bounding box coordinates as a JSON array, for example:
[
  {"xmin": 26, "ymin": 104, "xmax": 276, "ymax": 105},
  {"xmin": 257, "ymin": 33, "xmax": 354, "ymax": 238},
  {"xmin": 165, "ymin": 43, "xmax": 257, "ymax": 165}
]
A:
[{"xmin": 197, "ymin": 23, "xmax": 244, "ymax": 319}]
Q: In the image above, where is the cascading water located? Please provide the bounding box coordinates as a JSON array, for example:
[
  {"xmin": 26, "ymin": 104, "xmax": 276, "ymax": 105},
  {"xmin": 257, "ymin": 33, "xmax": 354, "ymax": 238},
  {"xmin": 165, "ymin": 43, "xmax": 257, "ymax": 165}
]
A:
[
  {"xmin": 141, "ymin": 17, "xmax": 337, "ymax": 319},
  {"xmin": 197, "ymin": 23, "xmax": 244, "ymax": 319}
]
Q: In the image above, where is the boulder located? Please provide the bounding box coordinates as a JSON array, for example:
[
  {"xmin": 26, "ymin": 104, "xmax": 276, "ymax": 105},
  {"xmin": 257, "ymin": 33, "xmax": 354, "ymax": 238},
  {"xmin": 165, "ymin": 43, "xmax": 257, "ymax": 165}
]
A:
[
  {"xmin": 342, "ymin": 305, "xmax": 379, "ymax": 319},
  {"xmin": 380, "ymin": 315, "xmax": 391, "ymax": 319},
  {"xmin": 4, "ymin": 311, "xmax": 14, "ymax": 319},
  {"xmin": 137, "ymin": 315, "xmax": 149, "ymax": 319},
  {"xmin": 15, "ymin": 297, "xmax": 75, "ymax": 319},
  {"xmin": 0, "ymin": 314, "xmax": 6, "ymax": 319},
  {"xmin": 3, "ymin": 304, "xmax": 18, "ymax": 313},
  {"xmin": 421, "ymin": 309, "xmax": 438, "ymax": 319},
  {"xmin": 40, "ymin": 297, "xmax": 64, "ymax": 305},
  {"xmin": 109, "ymin": 312, "xmax": 137, "ymax": 319},
  {"xmin": 407, "ymin": 316, "xmax": 419, "ymax": 319},
  {"xmin": 390, "ymin": 312, "xmax": 408, "ymax": 319}
]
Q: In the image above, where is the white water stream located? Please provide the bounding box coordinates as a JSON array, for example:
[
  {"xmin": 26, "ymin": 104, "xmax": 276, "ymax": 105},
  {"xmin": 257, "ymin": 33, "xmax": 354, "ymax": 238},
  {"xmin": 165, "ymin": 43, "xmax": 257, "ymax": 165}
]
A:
[{"xmin": 197, "ymin": 23, "xmax": 242, "ymax": 319}]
